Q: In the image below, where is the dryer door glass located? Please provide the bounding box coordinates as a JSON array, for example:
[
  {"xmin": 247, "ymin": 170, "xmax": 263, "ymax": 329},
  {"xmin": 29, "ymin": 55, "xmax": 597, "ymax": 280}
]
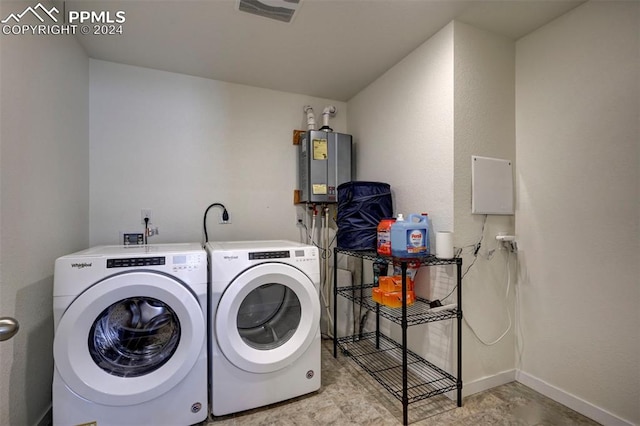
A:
[
  {"xmin": 89, "ymin": 297, "xmax": 181, "ymax": 377},
  {"xmin": 237, "ymin": 283, "xmax": 301, "ymax": 350}
]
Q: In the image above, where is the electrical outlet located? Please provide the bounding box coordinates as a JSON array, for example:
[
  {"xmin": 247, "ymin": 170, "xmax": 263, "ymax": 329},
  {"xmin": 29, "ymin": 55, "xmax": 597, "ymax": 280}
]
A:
[
  {"xmin": 495, "ymin": 232, "xmax": 515, "ymax": 242},
  {"xmin": 219, "ymin": 212, "xmax": 231, "ymax": 224},
  {"xmin": 141, "ymin": 209, "xmax": 152, "ymax": 224},
  {"xmin": 296, "ymin": 209, "xmax": 304, "ymax": 226}
]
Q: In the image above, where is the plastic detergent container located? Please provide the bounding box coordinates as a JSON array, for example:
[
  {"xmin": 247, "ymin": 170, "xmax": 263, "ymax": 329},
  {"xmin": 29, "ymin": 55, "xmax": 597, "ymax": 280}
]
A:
[
  {"xmin": 391, "ymin": 214, "xmax": 430, "ymax": 258},
  {"xmin": 376, "ymin": 218, "xmax": 396, "ymax": 256}
]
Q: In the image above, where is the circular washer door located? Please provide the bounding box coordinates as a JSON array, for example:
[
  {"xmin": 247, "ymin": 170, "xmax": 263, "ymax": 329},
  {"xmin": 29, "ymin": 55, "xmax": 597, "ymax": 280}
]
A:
[
  {"xmin": 215, "ymin": 262, "xmax": 320, "ymax": 374},
  {"xmin": 53, "ymin": 271, "xmax": 204, "ymax": 406}
]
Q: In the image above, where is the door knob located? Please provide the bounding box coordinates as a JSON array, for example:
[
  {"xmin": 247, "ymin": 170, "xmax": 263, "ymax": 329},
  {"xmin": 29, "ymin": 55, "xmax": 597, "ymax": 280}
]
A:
[{"xmin": 0, "ymin": 317, "xmax": 19, "ymax": 342}]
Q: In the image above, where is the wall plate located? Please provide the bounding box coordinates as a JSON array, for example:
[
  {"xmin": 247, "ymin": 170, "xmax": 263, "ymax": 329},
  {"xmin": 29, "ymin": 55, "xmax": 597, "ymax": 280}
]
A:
[
  {"xmin": 120, "ymin": 232, "xmax": 144, "ymax": 245},
  {"xmin": 471, "ymin": 156, "xmax": 514, "ymax": 215}
]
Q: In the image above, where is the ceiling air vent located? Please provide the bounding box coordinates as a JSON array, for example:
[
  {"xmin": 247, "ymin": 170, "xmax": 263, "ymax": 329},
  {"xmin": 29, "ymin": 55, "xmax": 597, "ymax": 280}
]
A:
[{"xmin": 236, "ymin": 0, "xmax": 302, "ymax": 23}]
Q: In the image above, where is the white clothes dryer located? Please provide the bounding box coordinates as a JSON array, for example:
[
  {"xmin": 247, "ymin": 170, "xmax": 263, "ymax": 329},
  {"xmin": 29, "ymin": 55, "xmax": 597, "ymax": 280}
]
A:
[
  {"xmin": 206, "ymin": 240, "xmax": 321, "ymax": 416},
  {"xmin": 53, "ymin": 243, "xmax": 208, "ymax": 426}
]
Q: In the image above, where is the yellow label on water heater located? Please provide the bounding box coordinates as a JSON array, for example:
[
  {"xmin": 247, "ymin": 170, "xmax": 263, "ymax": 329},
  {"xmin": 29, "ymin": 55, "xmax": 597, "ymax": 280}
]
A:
[
  {"xmin": 313, "ymin": 139, "xmax": 327, "ymax": 160},
  {"xmin": 312, "ymin": 184, "xmax": 327, "ymax": 195}
]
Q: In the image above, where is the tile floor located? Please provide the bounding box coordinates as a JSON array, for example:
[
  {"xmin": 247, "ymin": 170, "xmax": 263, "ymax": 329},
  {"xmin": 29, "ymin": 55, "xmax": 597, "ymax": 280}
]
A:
[{"xmin": 206, "ymin": 339, "xmax": 601, "ymax": 425}]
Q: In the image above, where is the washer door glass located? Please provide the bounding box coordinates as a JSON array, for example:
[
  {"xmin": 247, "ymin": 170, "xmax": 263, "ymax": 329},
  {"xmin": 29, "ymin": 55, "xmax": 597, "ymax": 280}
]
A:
[
  {"xmin": 237, "ymin": 283, "xmax": 300, "ymax": 351},
  {"xmin": 89, "ymin": 297, "xmax": 181, "ymax": 377}
]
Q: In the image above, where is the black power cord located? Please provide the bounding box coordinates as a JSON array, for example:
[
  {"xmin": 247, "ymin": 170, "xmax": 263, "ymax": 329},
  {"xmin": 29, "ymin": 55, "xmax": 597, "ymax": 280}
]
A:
[
  {"xmin": 143, "ymin": 217, "xmax": 149, "ymax": 245},
  {"xmin": 203, "ymin": 203, "xmax": 229, "ymax": 243},
  {"xmin": 441, "ymin": 214, "xmax": 487, "ymax": 303}
]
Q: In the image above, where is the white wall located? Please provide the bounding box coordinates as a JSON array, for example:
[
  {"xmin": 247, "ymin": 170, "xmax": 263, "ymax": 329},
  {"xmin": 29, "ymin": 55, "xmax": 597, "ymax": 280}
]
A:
[
  {"xmin": 453, "ymin": 21, "xmax": 516, "ymax": 388},
  {"xmin": 516, "ymin": 2, "xmax": 640, "ymax": 424},
  {"xmin": 348, "ymin": 21, "xmax": 517, "ymax": 389},
  {"xmin": 89, "ymin": 60, "xmax": 346, "ymax": 246},
  {"xmin": 347, "ymin": 23, "xmax": 455, "ymax": 367},
  {"xmin": 348, "ymin": 23, "xmax": 455, "ymax": 237},
  {"xmin": 0, "ymin": 2, "xmax": 90, "ymax": 424}
]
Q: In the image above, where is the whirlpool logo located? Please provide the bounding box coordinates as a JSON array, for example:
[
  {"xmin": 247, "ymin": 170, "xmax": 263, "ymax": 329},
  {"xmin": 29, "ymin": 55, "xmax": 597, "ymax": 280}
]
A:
[
  {"xmin": 71, "ymin": 262, "xmax": 92, "ymax": 269},
  {"xmin": 223, "ymin": 256, "xmax": 238, "ymax": 261}
]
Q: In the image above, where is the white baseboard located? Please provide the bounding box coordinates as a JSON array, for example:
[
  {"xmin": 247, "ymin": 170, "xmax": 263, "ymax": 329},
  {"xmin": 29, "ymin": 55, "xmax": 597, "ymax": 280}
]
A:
[
  {"xmin": 447, "ymin": 369, "xmax": 635, "ymax": 426},
  {"xmin": 446, "ymin": 369, "xmax": 516, "ymax": 400},
  {"xmin": 516, "ymin": 370, "xmax": 635, "ymax": 426},
  {"xmin": 465, "ymin": 369, "xmax": 517, "ymax": 397}
]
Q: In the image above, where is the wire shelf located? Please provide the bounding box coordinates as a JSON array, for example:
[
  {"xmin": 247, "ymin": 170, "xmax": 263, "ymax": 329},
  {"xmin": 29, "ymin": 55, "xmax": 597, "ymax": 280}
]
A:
[
  {"xmin": 333, "ymin": 246, "xmax": 463, "ymax": 424},
  {"xmin": 337, "ymin": 333, "xmax": 458, "ymax": 404},
  {"xmin": 337, "ymin": 284, "xmax": 458, "ymax": 326},
  {"xmin": 334, "ymin": 248, "xmax": 462, "ymax": 266}
]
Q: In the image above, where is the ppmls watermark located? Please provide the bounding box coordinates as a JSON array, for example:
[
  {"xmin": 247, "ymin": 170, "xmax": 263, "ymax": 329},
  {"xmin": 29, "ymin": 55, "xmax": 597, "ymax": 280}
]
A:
[{"xmin": 1, "ymin": 2, "xmax": 125, "ymax": 36}]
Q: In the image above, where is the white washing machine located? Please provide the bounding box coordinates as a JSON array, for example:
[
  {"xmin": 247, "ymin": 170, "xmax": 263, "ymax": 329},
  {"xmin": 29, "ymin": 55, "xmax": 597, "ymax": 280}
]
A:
[
  {"xmin": 52, "ymin": 243, "xmax": 208, "ymax": 426},
  {"xmin": 206, "ymin": 240, "xmax": 321, "ymax": 416}
]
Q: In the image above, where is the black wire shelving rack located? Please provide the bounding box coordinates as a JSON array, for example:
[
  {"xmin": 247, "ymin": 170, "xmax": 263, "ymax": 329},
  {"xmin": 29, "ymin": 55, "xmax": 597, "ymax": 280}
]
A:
[{"xmin": 333, "ymin": 248, "xmax": 463, "ymax": 425}]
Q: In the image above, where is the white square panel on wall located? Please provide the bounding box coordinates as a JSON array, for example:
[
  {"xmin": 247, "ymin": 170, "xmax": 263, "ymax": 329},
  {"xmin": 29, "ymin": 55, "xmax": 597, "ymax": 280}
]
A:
[{"xmin": 471, "ymin": 156, "xmax": 514, "ymax": 215}]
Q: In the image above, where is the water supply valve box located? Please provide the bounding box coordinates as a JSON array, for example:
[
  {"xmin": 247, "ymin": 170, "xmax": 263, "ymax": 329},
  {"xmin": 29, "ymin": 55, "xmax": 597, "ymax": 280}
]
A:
[{"xmin": 297, "ymin": 130, "xmax": 352, "ymax": 203}]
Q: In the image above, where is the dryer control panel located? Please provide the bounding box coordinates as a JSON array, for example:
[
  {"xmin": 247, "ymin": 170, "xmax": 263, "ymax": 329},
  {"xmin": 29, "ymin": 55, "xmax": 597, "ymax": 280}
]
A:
[
  {"xmin": 249, "ymin": 251, "xmax": 290, "ymax": 260},
  {"xmin": 248, "ymin": 249, "xmax": 312, "ymax": 261}
]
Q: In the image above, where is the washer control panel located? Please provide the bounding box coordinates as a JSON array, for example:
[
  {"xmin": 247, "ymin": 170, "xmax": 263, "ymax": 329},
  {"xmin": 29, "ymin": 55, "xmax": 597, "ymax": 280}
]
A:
[
  {"xmin": 171, "ymin": 253, "xmax": 205, "ymax": 272},
  {"xmin": 105, "ymin": 253, "xmax": 206, "ymax": 275},
  {"xmin": 107, "ymin": 257, "xmax": 165, "ymax": 268}
]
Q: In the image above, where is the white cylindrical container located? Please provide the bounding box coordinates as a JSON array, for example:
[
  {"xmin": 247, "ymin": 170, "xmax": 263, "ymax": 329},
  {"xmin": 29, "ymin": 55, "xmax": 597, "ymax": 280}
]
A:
[{"xmin": 435, "ymin": 231, "xmax": 454, "ymax": 259}]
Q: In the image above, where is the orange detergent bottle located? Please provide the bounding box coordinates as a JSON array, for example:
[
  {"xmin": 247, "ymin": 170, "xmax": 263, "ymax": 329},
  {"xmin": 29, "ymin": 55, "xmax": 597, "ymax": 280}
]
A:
[{"xmin": 376, "ymin": 218, "xmax": 396, "ymax": 256}]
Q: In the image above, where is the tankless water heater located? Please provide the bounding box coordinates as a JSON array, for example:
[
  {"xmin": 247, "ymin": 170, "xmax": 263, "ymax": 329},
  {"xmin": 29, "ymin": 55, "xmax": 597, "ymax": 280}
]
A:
[{"xmin": 298, "ymin": 130, "xmax": 352, "ymax": 203}]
